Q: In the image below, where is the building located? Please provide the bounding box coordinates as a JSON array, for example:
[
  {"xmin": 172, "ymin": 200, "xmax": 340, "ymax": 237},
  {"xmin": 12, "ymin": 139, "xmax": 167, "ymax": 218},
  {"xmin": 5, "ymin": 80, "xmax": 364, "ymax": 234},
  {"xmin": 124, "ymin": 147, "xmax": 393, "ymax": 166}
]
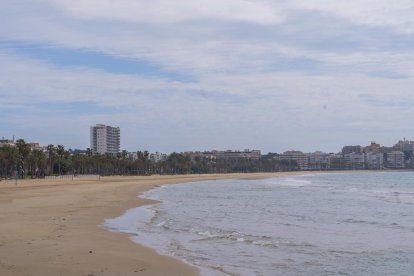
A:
[
  {"xmin": 386, "ymin": 151, "xmax": 405, "ymax": 169},
  {"xmin": 364, "ymin": 141, "xmax": 381, "ymax": 153},
  {"xmin": 210, "ymin": 149, "xmax": 261, "ymax": 160},
  {"xmin": 392, "ymin": 139, "xmax": 414, "ymax": 152},
  {"xmin": 308, "ymin": 151, "xmax": 329, "ymax": 170},
  {"xmin": 366, "ymin": 152, "xmax": 384, "ymax": 170},
  {"xmin": 344, "ymin": 152, "xmax": 365, "ymax": 169},
  {"xmin": 279, "ymin": 151, "xmax": 309, "ymax": 170},
  {"xmin": 90, "ymin": 124, "xmax": 120, "ymax": 155},
  {"xmin": 328, "ymin": 154, "xmax": 345, "ymax": 170},
  {"xmin": 150, "ymin": 152, "xmax": 168, "ymax": 163},
  {"xmin": 0, "ymin": 138, "xmax": 15, "ymax": 147},
  {"xmin": 342, "ymin": 145, "xmax": 362, "ymax": 155},
  {"xmin": 29, "ymin": 143, "xmax": 43, "ymax": 151},
  {"xmin": 128, "ymin": 152, "xmax": 139, "ymax": 161},
  {"xmin": 185, "ymin": 151, "xmax": 208, "ymax": 161},
  {"xmin": 380, "ymin": 146, "xmax": 394, "ymax": 154},
  {"xmin": 186, "ymin": 150, "xmax": 261, "ymax": 161},
  {"xmin": 0, "ymin": 138, "xmax": 42, "ymax": 150}
]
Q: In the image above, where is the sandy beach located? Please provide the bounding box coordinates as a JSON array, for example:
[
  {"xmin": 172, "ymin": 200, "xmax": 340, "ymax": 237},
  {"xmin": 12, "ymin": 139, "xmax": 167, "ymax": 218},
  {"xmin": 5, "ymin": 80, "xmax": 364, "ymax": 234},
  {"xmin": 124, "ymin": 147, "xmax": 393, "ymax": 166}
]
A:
[{"xmin": 0, "ymin": 172, "xmax": 309, "ymax": 276}]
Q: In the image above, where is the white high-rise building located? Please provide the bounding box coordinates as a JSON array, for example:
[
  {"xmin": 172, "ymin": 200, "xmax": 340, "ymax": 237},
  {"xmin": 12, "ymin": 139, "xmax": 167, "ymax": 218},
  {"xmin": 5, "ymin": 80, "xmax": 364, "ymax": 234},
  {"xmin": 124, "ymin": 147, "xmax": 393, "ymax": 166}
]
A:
[
  {"xmin": 90, "ymin": 124, "xmax": 120, "ymax": 155},
  {"xmin": 344, "ymin": 152, "xmax": 365, "ymax": 169},
  {"xmin": 308, "ymin": 151, "xmax": 329, "ymax": 170},
  {"xmin": 366, "ymin": 152, "xmax": 384, "ymax": 170},
  {"xmin": 386, "ymin": 151, "xmax": 405, "ymax": 169}
]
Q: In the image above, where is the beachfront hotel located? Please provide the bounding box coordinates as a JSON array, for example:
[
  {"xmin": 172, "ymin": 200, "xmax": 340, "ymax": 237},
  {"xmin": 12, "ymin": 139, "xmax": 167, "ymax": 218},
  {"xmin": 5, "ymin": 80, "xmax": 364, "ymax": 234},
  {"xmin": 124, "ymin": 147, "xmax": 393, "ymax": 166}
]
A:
[
  {"xmin": 90, "ymin": 124, "xmax": 120, "ymax": 155},
  {"xmin": 278, "ymin": 151, "xmax": 309, "ymax": 170}
]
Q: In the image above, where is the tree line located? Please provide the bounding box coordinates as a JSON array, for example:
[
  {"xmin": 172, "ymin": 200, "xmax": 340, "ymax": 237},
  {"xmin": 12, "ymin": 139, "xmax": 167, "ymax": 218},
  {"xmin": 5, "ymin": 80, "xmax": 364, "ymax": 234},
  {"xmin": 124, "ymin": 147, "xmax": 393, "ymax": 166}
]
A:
[{"xmin": 0, "ymin": 140, "xmax": 298, "ymax": 179}]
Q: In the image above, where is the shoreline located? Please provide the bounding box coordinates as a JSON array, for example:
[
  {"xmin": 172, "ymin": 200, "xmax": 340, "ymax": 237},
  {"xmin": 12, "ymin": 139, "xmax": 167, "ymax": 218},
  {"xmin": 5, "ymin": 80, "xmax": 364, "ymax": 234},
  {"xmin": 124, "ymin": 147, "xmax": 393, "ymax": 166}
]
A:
[{"xmin": 0, "ymin": 172, "xmax": 314, "ymax": 276}]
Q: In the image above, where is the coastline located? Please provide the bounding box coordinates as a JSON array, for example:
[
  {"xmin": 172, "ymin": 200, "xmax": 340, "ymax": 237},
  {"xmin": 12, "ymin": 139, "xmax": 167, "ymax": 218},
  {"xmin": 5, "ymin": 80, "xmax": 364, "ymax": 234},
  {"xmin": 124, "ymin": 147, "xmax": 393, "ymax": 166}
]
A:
[{"xmin": 0, "ymin": 172, "xmax": 314, "ymax": 275}]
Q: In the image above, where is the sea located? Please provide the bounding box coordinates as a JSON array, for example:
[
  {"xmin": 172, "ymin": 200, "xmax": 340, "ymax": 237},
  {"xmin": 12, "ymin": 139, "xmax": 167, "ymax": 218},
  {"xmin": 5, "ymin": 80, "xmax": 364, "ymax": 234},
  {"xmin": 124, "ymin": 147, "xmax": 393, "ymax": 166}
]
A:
[{"xmin": 104, "ymin": 172, "xmax": 414, "ymax": 275}]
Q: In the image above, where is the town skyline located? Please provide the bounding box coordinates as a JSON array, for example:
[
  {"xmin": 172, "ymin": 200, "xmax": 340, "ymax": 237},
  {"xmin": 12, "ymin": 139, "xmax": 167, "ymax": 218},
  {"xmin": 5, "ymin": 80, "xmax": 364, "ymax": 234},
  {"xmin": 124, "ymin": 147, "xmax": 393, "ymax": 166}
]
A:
[
  {"xmin": 1, "ymin": 126, "xmax": 412, "ymax": 154},
  {"xmin": 2, "ymin": 131, "xmax": 414, "ymax": 157},
  {"xmin": 1, "ymin": 134, "xmax": 412, "ymax": 178}
]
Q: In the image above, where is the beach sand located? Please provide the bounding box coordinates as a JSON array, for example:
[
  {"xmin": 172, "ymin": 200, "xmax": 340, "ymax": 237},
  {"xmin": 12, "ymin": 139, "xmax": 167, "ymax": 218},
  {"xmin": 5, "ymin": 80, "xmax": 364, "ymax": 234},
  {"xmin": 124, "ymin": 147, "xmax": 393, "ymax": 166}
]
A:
[{"xmin": 0, "ymin": 172, "xmax": 309, "ymax": 276}]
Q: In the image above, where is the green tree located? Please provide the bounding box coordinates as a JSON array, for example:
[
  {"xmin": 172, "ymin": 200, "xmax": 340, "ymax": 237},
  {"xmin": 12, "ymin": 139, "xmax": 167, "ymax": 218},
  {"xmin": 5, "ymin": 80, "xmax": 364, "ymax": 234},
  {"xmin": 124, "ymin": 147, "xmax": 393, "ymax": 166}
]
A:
[
  {"xmin": 46, "ymin": 144, "xmax": 56, "ymax": 175},
  {"xmin": 56, "ymin": 145, "xmax": 65, "ymax": 175},
  {"xmin": 15, "ymin": 139, "xmax": 31, "ymax": 178},
  {"xmin": 0, "ymin": 145, "xmax": 18, "ymax": 178},
  {"xmin": 28, "ymin": 150, "xmax": 47, "ymax": 178}
]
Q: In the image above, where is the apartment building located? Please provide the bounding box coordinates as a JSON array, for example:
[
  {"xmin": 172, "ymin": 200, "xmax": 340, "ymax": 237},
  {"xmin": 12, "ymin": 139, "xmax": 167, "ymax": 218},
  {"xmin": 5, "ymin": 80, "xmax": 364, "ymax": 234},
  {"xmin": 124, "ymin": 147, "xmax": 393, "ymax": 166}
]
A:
[
  {"xmin": 344, "ymin": 152, "xmax": 365, "ymax": 169},
  {"xmin": 342, "ymin": 145, "xmax": 362, "ymax": 155},
  {"xmin": 308, "ymin": 151, "xmax": 330, "ymax": 170},
  {"xmin": 386, "ymin": 151, "xmax": 405, "ymax": 169},
  {"xmin": 150, "ymin": 152, "xmax": 168, "ymax": 163},
  {"xmin": 0, "ymin": 138, "xmax": 15, "ymax": 147},
  {"xmin": 366, "ymin": 152, "xmax": 384, "ymax": 170},
  {"xmin": 392, "ymin": 139, "xmax": 414, "ymax": 152},
  {"xmin": 364, "ymin": 142, "xmax": 381, "ymax": 153},
  {"xmin": 186, "ymin": 150, "xmax": 261, "ymax": 161},
  {"xmin": 90, "ymin": 124, "xmax": 120, "ymax": 155},
  {"xmin": 279, "ymin": 151, "xmax": 309, "ymax": 170}
]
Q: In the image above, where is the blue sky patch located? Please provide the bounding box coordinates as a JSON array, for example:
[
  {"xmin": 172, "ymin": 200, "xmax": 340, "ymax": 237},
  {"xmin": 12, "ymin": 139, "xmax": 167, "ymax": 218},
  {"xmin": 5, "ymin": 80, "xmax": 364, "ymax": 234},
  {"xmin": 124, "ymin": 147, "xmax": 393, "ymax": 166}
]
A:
[
  {"xmin": 0, "ymin": 40, "xmax": 193, "ymax": 82},
  {"xmin": 32, "ymin": 101, "xmax": 119, "ymax": 115}
]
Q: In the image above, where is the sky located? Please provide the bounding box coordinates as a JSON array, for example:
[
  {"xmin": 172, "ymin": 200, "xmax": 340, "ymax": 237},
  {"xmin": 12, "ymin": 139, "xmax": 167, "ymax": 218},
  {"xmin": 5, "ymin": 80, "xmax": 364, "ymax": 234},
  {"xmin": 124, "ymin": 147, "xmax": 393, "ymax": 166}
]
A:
[{"xmin": 1, "ymin": 1, "xmax": 414, "ymax": 153}]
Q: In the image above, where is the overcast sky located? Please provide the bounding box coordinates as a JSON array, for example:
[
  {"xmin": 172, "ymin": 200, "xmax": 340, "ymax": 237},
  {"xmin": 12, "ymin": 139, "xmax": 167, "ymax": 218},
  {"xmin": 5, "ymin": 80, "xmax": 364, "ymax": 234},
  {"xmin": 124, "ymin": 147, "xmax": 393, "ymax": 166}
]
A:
[{"xmin": 1, "ymin": 1, "xmax": 414, "ymax": 153}]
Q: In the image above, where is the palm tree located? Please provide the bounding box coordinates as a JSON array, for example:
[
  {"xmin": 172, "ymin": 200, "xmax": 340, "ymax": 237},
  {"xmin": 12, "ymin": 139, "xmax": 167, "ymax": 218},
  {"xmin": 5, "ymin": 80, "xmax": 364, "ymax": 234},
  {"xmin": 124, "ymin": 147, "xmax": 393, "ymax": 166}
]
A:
[
  {"xmin": 56, "ymin": 145, "xmax": 65, "ymax": 175},
  {"xmin": 28, "ymin": 150, "xmax": 47, "ymax": 178},
  {"xmin": 0, "ymin": 145, "xmax": 18, "ymax": 178},
  {"xmin": 15, "ymin": 139, "xmax": 31, "ymax": 178},
  {"xmin": 46, "ymin": 144, "xmax": 55, "ymax": 175}
]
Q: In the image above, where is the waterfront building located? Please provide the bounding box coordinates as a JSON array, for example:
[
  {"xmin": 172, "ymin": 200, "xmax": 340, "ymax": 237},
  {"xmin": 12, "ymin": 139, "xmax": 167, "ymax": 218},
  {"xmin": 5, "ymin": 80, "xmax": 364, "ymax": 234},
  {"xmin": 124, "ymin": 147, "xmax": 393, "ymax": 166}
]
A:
[
  {"xmin": 210, "ymin": 150, "xmax": 261, "ymax": 160},
  {"xmin": 308, "ymin": 151, "xmax": 329, "ymax": 170},
  {"xmin": 392, "ymin": 139, "xmax": 414, "ymax": 152},
  {"xmin": 342, "ymin": 145, "xmax": 362, "ymax": 155},
  {"xmin": 366, "ymin": 152, "xmax": 384, "ymax": 170},
  {"xmin": 186, "ymin": 150, "xmax": 261, "ymax": 161},
  {"xmin": 380, "ymin": 146, "xmax": 394, "ymax": 154},
  {"xmin": 364, "ymin": 141, "xmax": 381, "ymax": 153},
  {"xmin": 386, "ymin": 151, "xmax": 405, "ymax": 169},
  {"xmin": 328, "ymin": 154, "xmax": 346, "ymax": 170},
  {"xmin": 279, "ymin": 151, "xmax": 309, "ymax": 170},
  {"xmin": 344, "ymin": 152, "xmax": 365, "ymax": 170},
  {"xmin": 185, "ymin": 151, "xmax": 207, "ymax": 161},
  {"xmin": 90, "ymin": 124, "xmax": 120, "ymax": 155}
]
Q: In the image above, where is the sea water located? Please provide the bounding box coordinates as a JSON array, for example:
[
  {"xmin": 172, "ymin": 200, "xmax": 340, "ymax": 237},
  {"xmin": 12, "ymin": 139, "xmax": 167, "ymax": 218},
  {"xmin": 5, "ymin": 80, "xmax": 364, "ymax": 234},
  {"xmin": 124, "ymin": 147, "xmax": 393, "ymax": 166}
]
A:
[{"xmin": 104, "ymin": 172, "xmax": 414, "ymax": 275}]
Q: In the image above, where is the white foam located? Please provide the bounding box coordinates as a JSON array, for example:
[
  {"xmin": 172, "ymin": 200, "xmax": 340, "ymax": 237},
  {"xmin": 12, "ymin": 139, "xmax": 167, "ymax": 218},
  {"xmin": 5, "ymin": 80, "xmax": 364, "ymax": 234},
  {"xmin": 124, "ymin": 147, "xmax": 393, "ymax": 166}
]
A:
[
  {"xmin": 104, "ymin": 206, "xmax": 153, "ymax": 235},
  {"xmin": 261, "ymin": 176, "xmax": 314, "ymax": 188}
]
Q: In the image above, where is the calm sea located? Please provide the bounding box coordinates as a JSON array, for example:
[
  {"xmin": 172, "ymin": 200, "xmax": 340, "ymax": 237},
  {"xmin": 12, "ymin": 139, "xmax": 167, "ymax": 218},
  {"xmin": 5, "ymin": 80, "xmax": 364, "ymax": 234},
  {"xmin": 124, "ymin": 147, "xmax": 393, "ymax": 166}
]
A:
[{"xmin": 104, "ymin": 172, "xmax": 414, "ymax": 275}]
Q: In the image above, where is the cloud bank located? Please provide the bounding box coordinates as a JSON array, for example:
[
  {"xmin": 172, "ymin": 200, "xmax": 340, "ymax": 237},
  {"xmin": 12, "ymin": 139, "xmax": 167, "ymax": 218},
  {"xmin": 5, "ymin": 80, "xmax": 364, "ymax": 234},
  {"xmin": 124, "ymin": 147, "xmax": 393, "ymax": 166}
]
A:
[{"xmin": 1, "ymin": 1, "xmax": 414, "ymax": 152}]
